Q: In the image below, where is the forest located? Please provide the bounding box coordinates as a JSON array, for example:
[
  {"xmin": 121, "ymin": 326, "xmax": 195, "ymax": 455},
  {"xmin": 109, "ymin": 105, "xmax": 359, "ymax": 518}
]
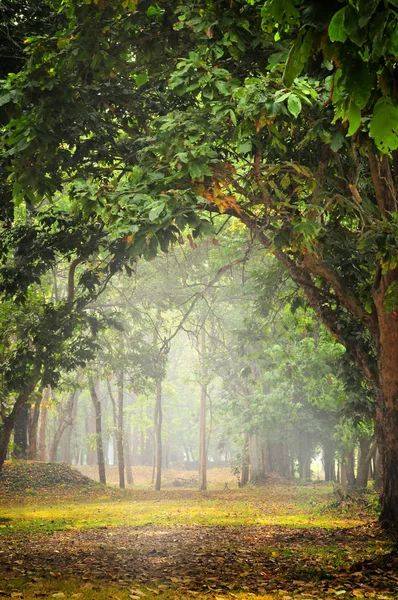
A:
[{"xmin": 0, "ymin": 1, "xmax": 398, "ymax": 599}]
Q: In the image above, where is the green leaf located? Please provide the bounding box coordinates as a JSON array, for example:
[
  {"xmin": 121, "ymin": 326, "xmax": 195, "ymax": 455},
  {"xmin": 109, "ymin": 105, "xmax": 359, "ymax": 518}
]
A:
[
  {"xmin": 275, "ymin": 91, "xmax": 292, "ymax": 103},
  {"xmin": 387, "ymin": 28, "xmax": 398, "ymax": 55},
  {"xmin": 287, "ymin": 94, "xmax": 302, "ymax": 118},
  {"xmin": 188, "ymin": 161, "xmax": 208, "ymax": 180},
  {"xmin": 229, "ymin": 109, "xmax": 237, "ymax": 125},
  {"xmin": 369, "ymin": 97, "xmax": 398, "ymax": 153},
  {"xmin": 329, "ymin": 8, "xmax": 348, "ymax": 43},
  {"xmin": 283, "ymin": 29, "xmax": 316, "ymax": 87},
  {"xmin": 346, "ymin": 102, "xmax": 361, "ymax": 136},
  {"xmin": 136, "ymin": 73, "xmax": 149, "ymax": 87},
  {"xmin": 344, "ymin": 5, "xmax": 367, "ymax": 46},
  {"xmin": 148, "ymin": 202, "xmax": 165, "ymax": 221},
  {"xmin": 357, "ymin": 0, "xmax": 381, "ymax": 28},
  {"xmin": 329, "ymin": 131, "xmax": 345, "ymax": 152},
  {"xmin": 0, "ymin": 92, "xmax": 11, "ymax": 107},
  {"xmin": 215, "ymin": 80, "xmax": 229, "ymax": 95},
  {"xmin": 239, "ymin": 140, "xmax": 252, "ymax": 154},
  {"xmin": 344, "ymin": 59, "xmax": 373, "ymax": 109}
]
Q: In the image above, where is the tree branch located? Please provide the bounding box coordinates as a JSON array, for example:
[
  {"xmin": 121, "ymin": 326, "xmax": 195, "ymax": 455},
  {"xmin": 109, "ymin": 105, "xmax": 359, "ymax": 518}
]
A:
[
  {"xmin": 300, "ymin": 253, "xmax": 379, "ymax": 343},
  {"xmin": 275, "ymin": 252, "xmax": 379, "ymax": 388},
  {"xmin": 67, "ymin": 257, "xmax": 85, "ymax": 303}
]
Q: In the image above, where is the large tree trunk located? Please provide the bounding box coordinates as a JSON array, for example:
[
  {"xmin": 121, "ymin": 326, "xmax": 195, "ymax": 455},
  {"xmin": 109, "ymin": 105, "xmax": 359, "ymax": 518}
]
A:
[
  {"xmin": 154, "ymin": 376, "xmax": 162, "ymax": 491},
  {"xmin": 0, "ymin": 375, "xmax": 39, "ymax": 472},
  {"xmin": 13, "ymin": 403, "xmax": 29, "ymax": 459},
  {"xmin": 249, "ymin": 433, "xmax": 266, "ymax": 482},
  {"xmin": 88, "ymin": 377, "xmax": 106, "ymax": 485},
  {"xmin": 374, "ymin": 284, "xmax": 398, "ymax": 526},
  {"xmin": 297, "ymin": 433, "xmax": 312, "ymax": 481},
  {"xmin": 356, "ymin": 435, "xmax": 375, "ymax": 489},
  {"xmin": 198, "ymin": 327, "xmax": 208, "ymax": 491}
]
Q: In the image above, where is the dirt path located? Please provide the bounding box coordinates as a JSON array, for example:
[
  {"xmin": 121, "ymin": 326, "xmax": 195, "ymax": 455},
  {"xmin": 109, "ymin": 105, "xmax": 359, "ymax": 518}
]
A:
[{"xmin": 1, "ymin": 524, "xmax": 397, "ymax": 596}]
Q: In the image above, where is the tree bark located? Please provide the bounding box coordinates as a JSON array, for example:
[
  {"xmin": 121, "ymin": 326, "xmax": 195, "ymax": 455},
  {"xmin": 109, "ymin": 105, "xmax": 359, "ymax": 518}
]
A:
[
  {"xmin": 13, "ymin": 402, "xmax": 29, "ymax": 459},
  {"xmin": 107, "ymin": 376, "xmax": 125, "ymax": 488},
  {"xmin": 323, "ymin": 439, "xmax": 336, "ymax": 482},
  {"xmin": 88, "ymin": 377, "xmax": 106, "ymax": 485},
  {"xmin": 49, "ymin": 390, "xmax": 78, "ymax": 463},
  {"xmin": 117, "ymin": 371, "xmax": 125, "ymax": 489},
  {"xmin": 373, "ymin": 261, "xmax": 398, "ymax": 526},
  {"xmin": 0, "ymin": 375, "xmax": 39, "ymax": 472},
  {"xmin": 86, "ymin": 406, "xmax": 97, "ymax": 466},
  {"xmin": 154, "ymin": 376, "xmax": 162, "ymax": 491},
  {"xmin": 125, "ymin": 435, "xmax": 134, "ymax": 485},
  {"xmin": 240, "ymin": 432, "xmax": 250, "ymax": 487},
  {"xmin": 198, "ymin": 327, "xmax": 208, "ymax": 491},
  {"xmin": 344, "ymin": 448, "xmax": 356, "ymax": 489},
  {"xmin": 37, "ymin": 386, "xmax": 50, "ymax": 462},
  {"xmin": 61, "ymin": 392, "xmax": 78, "ymax": 463},
  {"xmin": 249, "ymin": 433, "xmax": 266, "ymax": 482},
  {"xmin": 356, "ymin": 435, "xmax": 375, "ymax": 489},
  {"xmin": 27, "ymin": 391, "xmax": 42, "ymax": 460}
]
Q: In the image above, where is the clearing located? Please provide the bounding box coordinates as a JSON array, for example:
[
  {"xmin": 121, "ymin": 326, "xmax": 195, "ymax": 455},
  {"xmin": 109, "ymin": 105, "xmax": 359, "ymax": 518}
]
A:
[{"xmin": 0, "ymin": 463, "xmax": 397, "ymax": 600}]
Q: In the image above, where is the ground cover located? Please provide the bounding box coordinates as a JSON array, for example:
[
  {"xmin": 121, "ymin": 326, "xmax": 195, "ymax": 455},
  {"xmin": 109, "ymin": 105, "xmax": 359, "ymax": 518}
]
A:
[{"xmin": 0, "ymin": 464, "xmax": 396, "ymax": 600}]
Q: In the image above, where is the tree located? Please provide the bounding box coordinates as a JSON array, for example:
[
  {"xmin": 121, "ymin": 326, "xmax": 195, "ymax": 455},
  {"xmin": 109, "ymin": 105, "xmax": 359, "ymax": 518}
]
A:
[
  {"xmin": 2, "ymin": 0, "xmax": 398, "ymax": 527},
  {"xmin": 0, "ymin": 204, "xmax": 130, "ymax": 471}
]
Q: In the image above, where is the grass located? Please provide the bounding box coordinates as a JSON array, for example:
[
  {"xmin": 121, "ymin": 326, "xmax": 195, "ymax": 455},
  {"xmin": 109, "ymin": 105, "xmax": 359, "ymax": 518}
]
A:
[
  {"xmin": 0, "ymin": 466, "xmax": 395, "ymax": 600},
  {"xmin": 0, "ymin": 485, "xmax": 366, "ymax": 535}
]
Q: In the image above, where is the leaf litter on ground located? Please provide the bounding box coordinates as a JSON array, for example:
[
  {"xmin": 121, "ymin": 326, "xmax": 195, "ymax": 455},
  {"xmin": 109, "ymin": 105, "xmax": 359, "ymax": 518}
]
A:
[{"xmin": 0, "ymin": 463, "xmax": 397, "ymax": 600}]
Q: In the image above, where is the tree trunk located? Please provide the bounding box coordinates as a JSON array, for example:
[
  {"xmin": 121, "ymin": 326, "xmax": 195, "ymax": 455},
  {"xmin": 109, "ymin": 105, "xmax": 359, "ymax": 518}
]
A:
[
  {"xmin": 198, "ymin": 327, "xmax": 208, "ymax": 491},
  {"xmin": 240, "ymin": 432, "xmax": 250, "ymax": 487},
  {"xmin": 27, "ymin": 392, "xmax": 42, "ymax": 460},
  {"xmin": 107, "ymin": 376, "xmax": 125, "ymax": 489},
  {"xmin": 125, "ymin": 435, "xmax": 134, "ymax": 485},
  {"xmin": 374, "ymin": 447, "xmax": 381, "ymax": 489},
  {"xmin": 88, "ymin": 377, "xmax": 106, "ymax": 485},
  {"xmin": 297, "ymin": 434, "xmax": 312, "ymax": 481},
  {"xmin": 154, "ymin": 376, "xmax": 162, "ymax": 491},
  {"xmin": 356, "ymin": 436, "xmax": 375, "ymax": 489},
  {"xmin": 0, "ymin": 375, "xmax": 39, "ymax": 472},
  {"xmin": 323, "ymin": 439, "xmax": 336, "ymax": 482},
  {"xmin": 249, "ymin": 434, "xmax": 265, "ymax": 482},
  {"xmin": 49, "ymin": 390, "xmax": 78, "ymax": 463},
  {"xmin": 341, "ymin": 462, "xmax": 348, "ymax": 492},
  {"xmin": 13, "ymin": 403, "xmax": 29, "ymax": 459},
  {"xmin": 347, "ymin": 447, "xmax": 356, "ymax": 488},
  {"xmin": 86, "ymin": 407, "xmax": 97, "ymax": 466},
  {"xmin": 117, "ymin": 371, "xmax": 125, "ymax": 489},
  {"xmin": 37, "ymin": 387, "xmax": 49, "ymax": 462},
  {"xmin": 373, "ymin": 265, "xmax": 398, "ymax": 527},
  {"xmin": 61, "ymin": 393, "xmax": 78, "ymax": 463},
  {"xmin": 132, "ymin": 426, "xmax": 139, "ymax": 466}
]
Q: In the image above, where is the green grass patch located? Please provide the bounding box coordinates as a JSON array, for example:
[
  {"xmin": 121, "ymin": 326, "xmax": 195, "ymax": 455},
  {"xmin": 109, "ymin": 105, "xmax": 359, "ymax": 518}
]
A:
[{"xmin": 0, "ymin": 485, "xmax": 364, "ymax": 536}]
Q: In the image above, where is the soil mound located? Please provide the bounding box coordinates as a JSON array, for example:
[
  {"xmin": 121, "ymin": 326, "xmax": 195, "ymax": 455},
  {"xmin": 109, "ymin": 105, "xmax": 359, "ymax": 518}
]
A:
[{"xmin": 0, "ymin": 461, "xmax": 100, "ymax": 496}]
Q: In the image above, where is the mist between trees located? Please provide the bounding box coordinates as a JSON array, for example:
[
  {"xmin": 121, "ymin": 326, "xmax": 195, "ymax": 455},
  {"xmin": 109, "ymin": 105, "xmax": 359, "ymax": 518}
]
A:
[{"xmin": 3, "ymin": 238, "xmax": 376, "ymax": 497}]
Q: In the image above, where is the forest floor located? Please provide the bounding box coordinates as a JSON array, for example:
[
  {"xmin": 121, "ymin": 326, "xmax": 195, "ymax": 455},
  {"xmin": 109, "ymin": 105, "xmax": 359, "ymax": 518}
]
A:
[{"xmin": 0, "ymin": 463, "xmax": 397, "ymax": 600}]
